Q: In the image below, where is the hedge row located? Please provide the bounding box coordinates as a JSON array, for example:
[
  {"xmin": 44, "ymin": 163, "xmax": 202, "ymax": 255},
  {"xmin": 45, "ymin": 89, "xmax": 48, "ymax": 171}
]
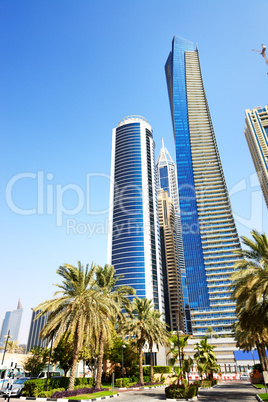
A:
[
  {"xmin": 143, "ymin": 366, "xmax": 171, "ymax": 375},
  {"xmin": 115, "ymin": 376, "xmax": 150, "ymax": 387},
  {"xmin": 165, "ymin": 384, "xmax": 199, "ymax": 399},
  {"xmin": 23, "ymin": 377, "xmax": 93, "ymax": 397}
]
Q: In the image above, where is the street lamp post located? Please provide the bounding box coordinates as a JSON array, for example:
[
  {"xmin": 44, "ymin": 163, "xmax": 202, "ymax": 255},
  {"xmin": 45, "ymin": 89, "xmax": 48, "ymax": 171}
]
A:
[
  {"xmin": 45, "ymin": 337, "xmax": 54, "ymax": 391},
  {"xmin": 121, "ymin": 343, "xmax": 126, "ymax": 387},
  {"xmin": 1, "ymin": 330, "xmax": 11, "ymax": 365},
  {"xmin": 176, "ymin": 311, "xmax": 183, "ymax": 370}
]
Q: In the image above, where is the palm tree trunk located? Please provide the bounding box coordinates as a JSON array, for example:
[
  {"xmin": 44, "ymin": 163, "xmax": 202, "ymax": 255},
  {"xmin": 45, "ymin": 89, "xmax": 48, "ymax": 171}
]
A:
[
  {"xmin": 149, "ymin": 340, "xmax": 153, "ymax": 383},
  {"xmin": 96, "ymin": 331, "xmax": 105, "ymax": 389},
  {"xmin": 261, "ymin": 342, "xmax": 268, "ymax": 371},
  {"xmin": 68, "ymin": 330, "xmax": 80, "ymax": 391},
  {"xmin": 138, "ymin": 341, "xmax": 144, "ymax": 386},
  {"xmin": 257, "ymin": 342, "xmax": 266, "ymax": 371}
]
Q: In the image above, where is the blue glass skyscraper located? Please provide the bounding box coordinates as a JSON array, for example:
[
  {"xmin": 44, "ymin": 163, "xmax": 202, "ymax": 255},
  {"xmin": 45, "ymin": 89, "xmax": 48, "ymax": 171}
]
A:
[
  {"xmin": 0, "ymin": 300, "xmax": 23, "ymax": 349},
  {"xmin": 165, "ymin": 36, "xmax": 241, "ymax": 335},
  {"xmin": 107, "ymin": 116, "xmax": 165, "ymax": 315},
  {"xmin": 27, "ymin": 309, "xmax": 48, "ymax": 351}
]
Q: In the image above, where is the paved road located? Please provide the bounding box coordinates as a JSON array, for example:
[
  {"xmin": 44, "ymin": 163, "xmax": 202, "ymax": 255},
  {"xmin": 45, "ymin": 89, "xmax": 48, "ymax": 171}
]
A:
[
  {"xmin": 117, "ymin": 381, "xmax": 264, "ymax": 401},
  {"xmin": 197, "ymin": 381, "xmax": 263, "ymax": 402},
  {"xmin": 0, "ymin": 381, "xmax": 264, "ymax": 402}
]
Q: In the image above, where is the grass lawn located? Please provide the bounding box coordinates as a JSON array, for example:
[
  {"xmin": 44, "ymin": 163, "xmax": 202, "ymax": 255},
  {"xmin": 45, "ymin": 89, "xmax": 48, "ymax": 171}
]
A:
[
  {"xmin": 255, "ymin": 384, "xmax": 265, "ymax": 389},
  {"xmin": 258, "ymin": 394, "xmax": 268, "ymax": 401},
  {"xmin": 67, "ymin": 391, "xmax": 118, "ymax": 400}
]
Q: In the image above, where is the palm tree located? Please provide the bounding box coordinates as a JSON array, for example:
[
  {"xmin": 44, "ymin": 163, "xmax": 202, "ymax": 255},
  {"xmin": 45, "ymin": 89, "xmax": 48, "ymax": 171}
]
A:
[
  {"xmin": 194, "ymin": 337, "xmax": 219, "ymax": 380},
  {"xmin": 206, "ymin": 327, "xmax": 215, "ymax": 339},
  {"xmin": 119, "ymin": 297, "xmax": 156, "ymax": 386},
  {"xmin": 230, "ymin": 230, "xmax": 268, "ymax": 371},
  {"xmin": 146, "ymin": 309, "xmax": 169, "ymax": 382},
  {"xmin": 0, "ymin": 340, "xmax": 23, "ymax": 353},
  {"xmin": 35, "ymin": 262, "xmax": 116, "ymax": 391},
  {"xmin": 231, "ymin": 230, "xmax": 268, "ymax": 309},
  {"xmin": 168, "ymin": 333, "xmax": 190, "ymax": 365},
  {"xmin": 168, "ymin": 333, "xmax": 190, "ymax": 385},
  {"xmin": 94, "ymin": 264, "xmax": 135, "ymax": 388}
]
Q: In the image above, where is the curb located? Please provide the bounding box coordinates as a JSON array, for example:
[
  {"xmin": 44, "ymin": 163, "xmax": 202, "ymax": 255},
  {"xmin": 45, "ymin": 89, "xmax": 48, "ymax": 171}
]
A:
[
  {"xmin": 20, "ymin": 394, "xmax": 119, "ymax": 402},
  {"xmin": 166, "ymin": 398, "xmax": 197, "ymax": 402},
  {"xmin": 118, "ymin": 384, "xmax": 167, "ymax": 391},
  {"xmin": 256, "ymin": 395, "xmax": 262, "ymax": 402}
]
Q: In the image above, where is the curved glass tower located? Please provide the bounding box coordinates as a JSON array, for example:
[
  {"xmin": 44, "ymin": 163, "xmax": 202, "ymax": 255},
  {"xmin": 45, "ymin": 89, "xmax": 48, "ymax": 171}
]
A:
[
  {"xmin": 107, "ymin": 116, "xmax": 165, "ymax": 314},
  {"xmin": 165, "ymin": 36, "xmax": 241, "ymax": 335}
]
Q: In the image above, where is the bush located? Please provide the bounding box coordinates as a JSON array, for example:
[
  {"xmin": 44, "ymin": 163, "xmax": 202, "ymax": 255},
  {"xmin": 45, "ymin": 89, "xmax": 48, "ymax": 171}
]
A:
[
  {"xmin": 253, "ymin": 364, "xmax": 263, "ymax": 373},
  {"xmin": 23, "ymin": 377, "xmax": 93, "ymax": 397},
  {"xmin": 51, "ymin": 387, "xmax": 109, "ymax": 398},
  {"xmin": 115, "ymin": 378, "xmax": 132, "ymax": 388},
  {"xmin": 143, "ymin": 366, "xmax": 171, "ymax": 375},
  {"xmin": 153, "ymin": 366, "xmax": 171, "ymax": 374},
  {"xmin": 200, "ymin": 379, "xmax": 218, "ymax": 388},
  {"xmin": 165, "ymin": 384, "xmax": 198, "ymax": 399},
  {"xmin": 38, "ymin": 388, "xmax": 65, "ymax": 398}
]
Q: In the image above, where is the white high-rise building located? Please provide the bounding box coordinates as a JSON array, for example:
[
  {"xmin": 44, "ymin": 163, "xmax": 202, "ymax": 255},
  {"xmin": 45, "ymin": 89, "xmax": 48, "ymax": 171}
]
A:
[
  {"xmin": 245, "ymin": 106, "xmax": 268, "ymax": 208},
  {"xmin": 107, "ymin": 116, "xmax": 165, "ymax": 315},
  {"xmin": 156, "ymin": 140, "xmax": 191, "ymax": 333}
]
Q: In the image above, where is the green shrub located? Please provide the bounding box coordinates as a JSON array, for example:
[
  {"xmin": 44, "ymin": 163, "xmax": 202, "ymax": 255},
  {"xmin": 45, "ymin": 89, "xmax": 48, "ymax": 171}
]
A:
[
  {"xmin": 115, "ymin": 378, "xmax": 132, "ymax": 388},
  {"xmin": 143, "ymin": 376, "xmax": 150, "ymax": 383},
  {"xmin": 153, "ymin": 366, "xmax": 171, "ymax": 374},
  {"xmin": 165, "ymin": 384, "xmax": 198, "ymax": 399},
  {"xmin": 200, "ymin": 379, "xmax": 218, "ymax": 388},
  {"xmin": 38, "ymin": 388, "xmax": 65, "ymax": 398},
  {"xmin": 132, "ymin": 376, "xmax": 139, "ymax": 383},
  {"xmin": 143, "ymin": 366, "xmax": 171, "ymax": 375},
  {"xmin": 23, "ymin": 377, "xmax": 93, "ymax": 396}
]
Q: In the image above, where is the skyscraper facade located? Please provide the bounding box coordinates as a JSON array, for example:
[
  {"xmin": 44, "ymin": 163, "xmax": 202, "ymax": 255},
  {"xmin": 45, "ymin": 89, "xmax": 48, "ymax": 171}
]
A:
[
  {"xmin": 165, "ymin": 36, "xmax": 241, "ymax": 335},
  {"xmin": 245, "ymin": 106, "xmax": 268, "ymax": 208},
  {"xmin": 157, "ymin": 188, "xmax": 185, "ymax": 332},
  {"xmin": 156, "ymin": 140, "xmax": 191, "ymax": 333},
  {"xmin": 27, "ymin": 309, "xmax": 48, "ymax": 351},
  {"xmin": 0, "ymin": 300, "xmax": 23, "ymax": 348},
  {"xmin": 107, "ymin": 116, "xmax": 165, "ymax": 315}
]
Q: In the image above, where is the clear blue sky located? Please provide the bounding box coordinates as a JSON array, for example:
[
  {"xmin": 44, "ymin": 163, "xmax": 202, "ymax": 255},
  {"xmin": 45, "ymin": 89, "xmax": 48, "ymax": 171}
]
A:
[{"xmin": 1, "ymin": 0, "xmax": 268, "ymax": 344}]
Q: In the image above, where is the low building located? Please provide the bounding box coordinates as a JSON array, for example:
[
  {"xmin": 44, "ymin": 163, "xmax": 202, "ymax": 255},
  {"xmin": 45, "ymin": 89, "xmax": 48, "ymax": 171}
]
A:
[{"xmin": 183, "ymin": 337, "xmax": 260, "ymax": 376}]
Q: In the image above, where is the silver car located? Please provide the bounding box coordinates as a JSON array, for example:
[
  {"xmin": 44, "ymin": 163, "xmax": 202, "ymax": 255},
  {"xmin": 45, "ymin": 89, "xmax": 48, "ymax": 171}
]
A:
[
  {"xmin": 2, "ymin": 377, "xmax": 29, "ymax": 397},
  {"xmin": 240, "ymin": 373, "xmax": 250, "ymax": 380}
]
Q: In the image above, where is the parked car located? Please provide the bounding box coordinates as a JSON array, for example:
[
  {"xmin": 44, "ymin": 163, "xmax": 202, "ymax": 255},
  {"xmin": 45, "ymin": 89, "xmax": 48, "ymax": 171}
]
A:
[
  {"xmin": 240, "ymin": 373, "xmax": 250, "ymax": 380},
  {"xmin": 1, "ymin": 377, "xmax": 29, "ymax": 398}
]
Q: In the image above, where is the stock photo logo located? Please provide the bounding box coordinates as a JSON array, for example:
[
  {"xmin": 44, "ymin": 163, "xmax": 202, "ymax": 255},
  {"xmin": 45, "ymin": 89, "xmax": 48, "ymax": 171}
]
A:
[
  {"xmin": 5, "ymin": 171, "xmax": 265, "ymax": 237},
  {"xmin": 5, "ymin": 171, "xmax": 112, "ymax": 238}
]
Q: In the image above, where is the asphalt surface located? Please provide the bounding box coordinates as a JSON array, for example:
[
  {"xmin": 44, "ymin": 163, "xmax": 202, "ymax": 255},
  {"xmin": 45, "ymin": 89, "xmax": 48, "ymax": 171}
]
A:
[
  {"xmin": 0, "ymin": 381, "xmax": 264, "ymax": 402},
  {"xmin": 117, "ymin": 381, "xmax": 264, "ymax": 401}
]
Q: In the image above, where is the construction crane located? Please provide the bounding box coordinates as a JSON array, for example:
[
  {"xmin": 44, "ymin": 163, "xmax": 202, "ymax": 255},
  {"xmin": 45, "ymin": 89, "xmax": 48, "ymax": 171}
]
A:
[{"xmin": 252, "ymin": 44, "xmax": 268, "ymax": 66}]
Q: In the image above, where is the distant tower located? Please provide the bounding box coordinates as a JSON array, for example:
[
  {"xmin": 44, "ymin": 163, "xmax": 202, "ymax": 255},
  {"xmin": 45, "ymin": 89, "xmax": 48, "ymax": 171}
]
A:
[
  {"xmin": 156, "ymin": 139, "xmax": 191, "ymax": 333},
  {"xmin": 157, "ymin": 188, "xmax": 185, "ymax": 332},
  {"xmin": 0, "ymin": 300, "xmax": 23, "ymax": 348},
  {"xmin": 27, "ymin": 310, "xmax": 48, "ymax": 351},
  {"xmin": 165, "ymin": 36, "xmax": 241, "ymax": 335},
  {"xmin": 107, "ymin": 116, "xmax": 165, "ymax": 315},
  {"xmin": 245, "ymin": 106, "xmax": 268, "ymax": 208}
]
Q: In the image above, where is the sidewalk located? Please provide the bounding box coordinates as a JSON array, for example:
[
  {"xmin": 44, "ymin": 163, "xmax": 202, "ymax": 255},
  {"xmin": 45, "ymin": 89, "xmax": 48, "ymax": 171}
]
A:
[{"xmin": 197, "ymin": 381, "xmax": 264, "ymax": 402}]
